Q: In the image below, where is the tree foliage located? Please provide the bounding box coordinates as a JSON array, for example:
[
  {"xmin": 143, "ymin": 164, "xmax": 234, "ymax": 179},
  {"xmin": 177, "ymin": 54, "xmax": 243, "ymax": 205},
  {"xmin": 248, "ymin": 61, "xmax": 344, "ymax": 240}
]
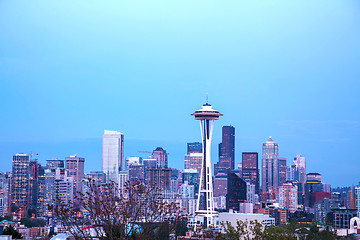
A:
[
  {"xmin": 50, "ymin": 179, "xmax": 186, "ymax": 240},
  {"xmin": 217, "ymin": 220, "xmax": 336, "ymax": 240},
  {"xmin": 2, "ymin": 225, "xmax": 23, "ymax": 239}
]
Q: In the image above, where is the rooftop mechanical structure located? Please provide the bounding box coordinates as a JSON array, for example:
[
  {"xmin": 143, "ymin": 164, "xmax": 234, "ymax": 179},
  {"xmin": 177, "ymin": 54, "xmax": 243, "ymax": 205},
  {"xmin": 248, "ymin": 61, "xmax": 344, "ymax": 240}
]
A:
[{"xmin": 191, "ymin": 101, "xmax": 222, "ymax": 230}]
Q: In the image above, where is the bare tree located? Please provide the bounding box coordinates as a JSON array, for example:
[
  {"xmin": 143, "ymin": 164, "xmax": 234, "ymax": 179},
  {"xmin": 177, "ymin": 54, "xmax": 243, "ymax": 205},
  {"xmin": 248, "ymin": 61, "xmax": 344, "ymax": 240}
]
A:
[{"xmin": 49, "ymin": 179, "xmax": 186, "ymax": 240}]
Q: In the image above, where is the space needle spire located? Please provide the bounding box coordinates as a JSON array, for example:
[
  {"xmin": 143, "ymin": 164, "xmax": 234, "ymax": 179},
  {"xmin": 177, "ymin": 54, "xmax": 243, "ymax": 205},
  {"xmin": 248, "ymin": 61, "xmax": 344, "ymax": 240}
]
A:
[{"xmin": 191, "ymin": 97, "xmax": 222, "ymax": 230}]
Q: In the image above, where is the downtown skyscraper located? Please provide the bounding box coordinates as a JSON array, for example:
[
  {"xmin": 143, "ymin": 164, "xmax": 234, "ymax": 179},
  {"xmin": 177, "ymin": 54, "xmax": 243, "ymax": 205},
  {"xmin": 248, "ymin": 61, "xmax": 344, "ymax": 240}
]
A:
[
  {"xmin": 219, "ymin": 126, "xmax": 235, "ymax": 170},
  {"xmin": 214, "ymin": 126, "xmax": 235, "ymax": 175},
  {"xmin": 11, "ymin": 153, "xmax": 30, "ymax": 218},
  {"xmin": 287, "ymin": 154, "xmax": 306, "ymax": 184},
  {"xmin": 242, "ymin": 152, "xmax": 260, "ymax": 195},
  {"xmin": 261, "ymin": 137, "xmax": 279, "ymax": 194},
  {"xmin": 102, "ymin": 130, "xmax": 124, "ymax": 183}
]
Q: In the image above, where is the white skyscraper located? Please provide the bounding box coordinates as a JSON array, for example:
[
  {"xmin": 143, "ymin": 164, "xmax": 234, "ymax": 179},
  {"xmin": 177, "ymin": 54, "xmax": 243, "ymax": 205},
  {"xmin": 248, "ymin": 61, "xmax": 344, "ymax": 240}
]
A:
[
  {"xmin": 102, "ymin": 130, "xmax": 124, "ymax": 183},
  {"xmin": 287, "ymin": 154, "xmax": 306, "ymax": 184},
  {"xmin": 261, "ymin": 137, "xmax": 279, "ymax": 193}
]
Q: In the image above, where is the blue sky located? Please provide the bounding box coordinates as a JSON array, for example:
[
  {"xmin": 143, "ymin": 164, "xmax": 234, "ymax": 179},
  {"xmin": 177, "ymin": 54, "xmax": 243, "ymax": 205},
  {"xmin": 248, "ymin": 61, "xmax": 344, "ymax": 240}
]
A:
[{"xmin": 0, "ymin": 0, "xmax": 359, "ymax": 187}]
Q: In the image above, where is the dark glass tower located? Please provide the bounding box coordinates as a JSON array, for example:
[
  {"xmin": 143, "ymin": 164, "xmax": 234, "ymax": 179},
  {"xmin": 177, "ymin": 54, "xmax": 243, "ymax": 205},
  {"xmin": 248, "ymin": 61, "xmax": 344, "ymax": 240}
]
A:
[
  {"xmin": 219, "ymin": 126, "xmax": 235, "ymax": 170},
  {"xmin": 226, "ymin": 171, "xmax": 246, "ymax": 211},
  {"xmin": 242, "ymin": 152, "xmax": 260, "ymax": 195}
]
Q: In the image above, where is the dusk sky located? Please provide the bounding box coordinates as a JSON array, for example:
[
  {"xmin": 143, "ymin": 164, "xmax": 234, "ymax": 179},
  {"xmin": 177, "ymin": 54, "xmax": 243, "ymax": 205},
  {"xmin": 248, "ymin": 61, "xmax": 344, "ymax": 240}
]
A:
[{"xmin": 1, "ymin": 1, "xmax": 359, "ymax": 187}]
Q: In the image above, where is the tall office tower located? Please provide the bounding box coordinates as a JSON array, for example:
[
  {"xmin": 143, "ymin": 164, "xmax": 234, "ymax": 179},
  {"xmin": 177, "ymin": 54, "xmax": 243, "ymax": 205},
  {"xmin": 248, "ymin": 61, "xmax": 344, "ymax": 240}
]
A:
[
  {"xmin": 226, "ymin": 171, "xmax": 246, "ymax": 212},
  {"xmin": 187, "ymin": 142, "xmax": 202, "ymax": 154},
  {"xmin": 28, "ymin": 160, "xmax": 41, "ymax": 216},
  {"xmin": 219, "ymin": 126, "xmax": 235, "ymax": 170},
  {"xmin": 304, "ymin": 173, "xmax": 325, "ymax": 207},
  {"xmin": 151, "ymin": 147, "xmax": 168, "ymax": 169},
  {"xmin": 0, "ymin": 172, "xmax": 11, "ymax": 217},
  {"xmin": 242, "ymin": 152, "xmax": 260, "ymax": 195},
  {"xmin": 277, "ymin": 183, "xmax": 298, "ymax": 213},
  {"xmin": 102, "ymin": 130, "xmax": 124, "ymax": 183},
  {"xmin": 191, "ymin": 101, "xmax": 222, "ymax": 229},
  {"xmin": 11, "ymin": 153, "xmax": 30, "ymax": 218},
  {"xmin": 184, "ymin": 153, "xmax": 202, "ymax": 174},
  {"xmin": 65, "ymin": 155, "xmax": 85, "ymax": 196},
  {"xmin": 278, "ymin": 157, "xmax": 287, "ymax": 186},
  {"xmin": 293, "ymin": 154, "xmax": 306, "ymax": 184},
  {"xmin": 214, "ymin": 126, "xmax": 235, "ymax": 175},
  {"xmin": 261, "ymin": 137, "xmax": 279, "ymax": 194},
  {"xmin": 125, "ymin": 157, "xmax": 142, "ymax": 170}
]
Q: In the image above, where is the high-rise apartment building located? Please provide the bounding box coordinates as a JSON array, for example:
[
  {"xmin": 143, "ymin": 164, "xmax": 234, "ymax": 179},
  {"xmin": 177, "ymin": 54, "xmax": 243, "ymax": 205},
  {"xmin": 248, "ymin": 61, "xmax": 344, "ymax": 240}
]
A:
[
  {"xmin": 261, "ymin": 137, "xmax": 279, "ymax": 194},
  {"xmin": 151, "ymin": 147, "xmax": 168, "ymax": 169},
  {"xmin": 218, "ymin": 126, "xmax": 235, "ymax": 170},
  {"xmin": 102, "ymin": 130, "xmax": 124, "ymax": 183},
  {"xmin": 11, "ymin": 153, "xmax": 30, "ymax": 218},
  {"xmin": 184, "ymin": 153, "xmax": 202, "ymax": 174},
  {"xmin": 277, "ymin": 183, "xmax": 298, "ymax": 213},
  {"xmin": 242, "ymin": 152, "xmax": 259, "ymax": 195},
  {"xmin": 65, "ymin": 155, "xmax": 85, "ymax": 196},
  {"xmin": 0, "ymin": 172, "xmax": 10, "ymax": 217}
]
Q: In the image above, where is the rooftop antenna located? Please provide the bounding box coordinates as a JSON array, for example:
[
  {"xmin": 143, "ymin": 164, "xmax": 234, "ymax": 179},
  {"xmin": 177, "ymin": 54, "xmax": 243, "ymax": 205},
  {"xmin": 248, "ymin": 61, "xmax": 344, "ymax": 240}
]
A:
[{"xmin": 206, "ymin": 93, "xmax": 208, "ymax": 104}]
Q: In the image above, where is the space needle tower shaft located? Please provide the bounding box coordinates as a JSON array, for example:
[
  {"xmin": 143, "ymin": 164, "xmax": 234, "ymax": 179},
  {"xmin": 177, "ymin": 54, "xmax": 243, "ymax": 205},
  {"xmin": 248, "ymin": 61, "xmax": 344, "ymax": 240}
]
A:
[{"xmin": 191, "ymin": 99, "xmax": 222, "ymax": 230}]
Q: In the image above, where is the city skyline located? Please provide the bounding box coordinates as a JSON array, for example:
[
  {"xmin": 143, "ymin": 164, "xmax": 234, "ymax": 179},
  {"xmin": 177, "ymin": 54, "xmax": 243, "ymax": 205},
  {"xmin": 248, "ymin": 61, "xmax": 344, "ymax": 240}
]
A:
[{"xmin": 1, "ymin": 0, "xmax": 359, "ymax": 187}]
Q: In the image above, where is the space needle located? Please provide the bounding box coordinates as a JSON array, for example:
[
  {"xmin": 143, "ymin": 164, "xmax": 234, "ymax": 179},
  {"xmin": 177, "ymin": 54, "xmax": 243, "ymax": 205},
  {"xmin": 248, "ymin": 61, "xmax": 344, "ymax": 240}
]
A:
[{"xmin": 191, "ymin": 97, "xmax": 222, "ymax": 230}]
